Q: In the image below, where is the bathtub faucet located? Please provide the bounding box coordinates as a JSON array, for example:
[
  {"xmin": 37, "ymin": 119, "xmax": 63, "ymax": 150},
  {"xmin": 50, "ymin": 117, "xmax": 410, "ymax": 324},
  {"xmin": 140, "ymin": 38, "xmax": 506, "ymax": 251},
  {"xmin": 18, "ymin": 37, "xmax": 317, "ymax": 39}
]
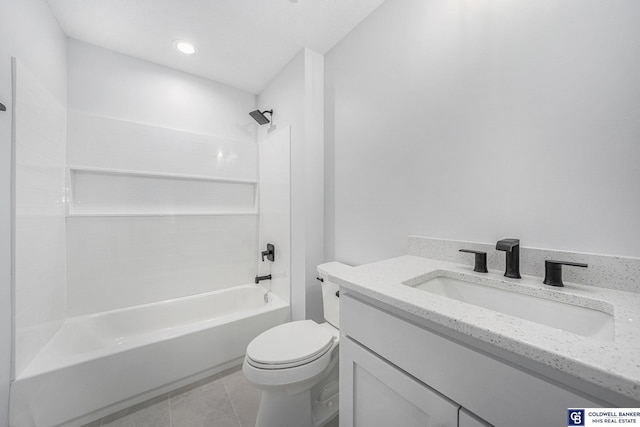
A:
[{"xmin": 255, "ymin": 274, "xmax": 272, "ymax": 284}]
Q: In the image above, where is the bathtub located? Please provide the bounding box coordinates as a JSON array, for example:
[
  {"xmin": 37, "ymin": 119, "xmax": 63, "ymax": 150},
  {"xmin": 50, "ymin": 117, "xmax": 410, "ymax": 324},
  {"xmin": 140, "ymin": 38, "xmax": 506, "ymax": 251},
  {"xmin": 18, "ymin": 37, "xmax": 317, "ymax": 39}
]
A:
[{"xmin": 10, "ymin": 284, "xmax": 289, "ymax": 427}]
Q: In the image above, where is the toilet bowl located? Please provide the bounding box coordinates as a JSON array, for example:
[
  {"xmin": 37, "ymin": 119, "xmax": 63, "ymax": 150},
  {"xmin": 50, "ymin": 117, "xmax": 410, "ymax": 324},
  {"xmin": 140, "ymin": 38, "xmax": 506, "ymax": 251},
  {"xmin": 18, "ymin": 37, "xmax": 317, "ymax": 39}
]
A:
[{"xmin": 243, "ymin": 264, "xmax": 343, "ymax": 427}]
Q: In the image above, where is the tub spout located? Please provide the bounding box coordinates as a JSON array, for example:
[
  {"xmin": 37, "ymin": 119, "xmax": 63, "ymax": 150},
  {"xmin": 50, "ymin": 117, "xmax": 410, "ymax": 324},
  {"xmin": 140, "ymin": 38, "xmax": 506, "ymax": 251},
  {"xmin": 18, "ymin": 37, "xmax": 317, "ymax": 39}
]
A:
[{"xmin": 255, "ymin": 274, "xmax": 272, "ymax": 284}]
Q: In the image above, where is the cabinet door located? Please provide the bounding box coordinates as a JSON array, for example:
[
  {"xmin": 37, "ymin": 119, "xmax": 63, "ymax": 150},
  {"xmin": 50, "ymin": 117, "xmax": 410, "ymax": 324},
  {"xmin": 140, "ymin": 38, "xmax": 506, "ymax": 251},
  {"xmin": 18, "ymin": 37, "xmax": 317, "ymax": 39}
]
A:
[
  {"xmin": 459, "ymin": 408, "xmax": 493, "ymax": 427},
  {"xmin": 341, "ymin": 337, "xmax": 459, "ymax": 427}
]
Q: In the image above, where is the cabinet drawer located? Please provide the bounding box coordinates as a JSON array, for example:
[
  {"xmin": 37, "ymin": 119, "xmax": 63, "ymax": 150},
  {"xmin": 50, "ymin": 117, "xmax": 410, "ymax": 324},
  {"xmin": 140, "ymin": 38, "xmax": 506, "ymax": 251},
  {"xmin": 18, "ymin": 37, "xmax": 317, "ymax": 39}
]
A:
[
  {"xmin": 341, "ymin": 336, "xmax": 459, "ymax": 427},
  {"xmin": 459, "ymin": 408, "xmax": 492, "ymax": 427},
  {"xmin": 341, "ymin": 294, "xmax": 602, "ymax": 426}
]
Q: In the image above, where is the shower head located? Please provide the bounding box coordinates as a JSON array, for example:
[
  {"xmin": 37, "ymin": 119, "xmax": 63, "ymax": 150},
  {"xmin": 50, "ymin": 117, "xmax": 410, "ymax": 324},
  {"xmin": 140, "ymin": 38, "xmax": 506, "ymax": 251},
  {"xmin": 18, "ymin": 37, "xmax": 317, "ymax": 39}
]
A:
[{"xmin": 249, "ymin": 109, "xmax": 273, "ymax": 125}]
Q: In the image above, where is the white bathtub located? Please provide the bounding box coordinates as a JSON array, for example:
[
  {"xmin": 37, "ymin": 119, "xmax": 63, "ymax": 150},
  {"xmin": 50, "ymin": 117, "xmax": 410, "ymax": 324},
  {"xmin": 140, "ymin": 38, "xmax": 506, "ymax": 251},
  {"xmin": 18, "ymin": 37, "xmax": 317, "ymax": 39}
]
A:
[{"xmin": 10, "ymin": 284, "xmax": 289, "ymax": 427}]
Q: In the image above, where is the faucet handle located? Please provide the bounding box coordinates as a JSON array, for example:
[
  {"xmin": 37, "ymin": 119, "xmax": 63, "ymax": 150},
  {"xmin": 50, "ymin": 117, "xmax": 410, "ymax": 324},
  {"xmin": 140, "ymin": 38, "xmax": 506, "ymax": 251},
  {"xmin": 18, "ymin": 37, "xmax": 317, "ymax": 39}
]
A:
[
  {"xmin": 543, "ymin": 260, "xmax": 588, "ymax": 287},
  {"xmin": 261, "ymin": 243, "xmax": 275, "ymax": 262},
  {"xmin": 459, "ymin": 249, "xmax": 488, "ymax": 273}
]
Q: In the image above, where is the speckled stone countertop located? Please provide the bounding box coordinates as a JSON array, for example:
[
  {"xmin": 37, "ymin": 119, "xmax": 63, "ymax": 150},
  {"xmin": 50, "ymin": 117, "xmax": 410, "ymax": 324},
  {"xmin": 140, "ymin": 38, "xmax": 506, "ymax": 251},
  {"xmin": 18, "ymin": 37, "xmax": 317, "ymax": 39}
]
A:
[{"xmin": 324, "ymin": 255, "xmax": 640, "ymax": 403}]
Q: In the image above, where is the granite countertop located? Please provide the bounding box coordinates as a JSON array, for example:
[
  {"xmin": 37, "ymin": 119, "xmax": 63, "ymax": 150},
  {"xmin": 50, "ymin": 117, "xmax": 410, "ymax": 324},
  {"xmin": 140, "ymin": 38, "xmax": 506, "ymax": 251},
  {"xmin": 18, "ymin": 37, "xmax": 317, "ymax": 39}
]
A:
[{"xmin": 323, "ymin": 255, "xmax": 640, "ymax": 403}]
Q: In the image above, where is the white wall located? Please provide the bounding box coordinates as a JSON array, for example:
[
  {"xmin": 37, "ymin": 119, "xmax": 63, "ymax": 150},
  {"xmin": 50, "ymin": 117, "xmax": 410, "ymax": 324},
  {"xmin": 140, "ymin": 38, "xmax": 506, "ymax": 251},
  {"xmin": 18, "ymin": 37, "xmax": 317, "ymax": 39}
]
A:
[
  {"xmin": 0, "ymin": 46, "xmax": 12, "ymax": 427},
  {"xmin": 67, "ymin": 112, "xmax": 258, "ymax": 180},
  {"xmin": 0, "ymin": 1, "xmax": 67, "ymax": 102},
  {"xmin": 67, "ymin": 39, "xmax": 255, "ymax": 141},
  {"xmin": 325, "ymin": 0, "xmax": 640, "ymax": 265},
  {"xmin": 67, "ymin": 40, "xmax": 260, "ymax": 314},
  {"xmin": 303, "ymin": 51, "xmax": 325, "ymax": 322},
  {"xmin": 0, "ymin": 0, "xmax": 67, "ymax": 421},
  {"xmin": 258, "ymin": 127, "xmax": 291, "ymax": 305},
  {"xmin": 258, "ymin": 49, "xmax": 324, "ymax": 321},
  {"xmin": 67, "ymin": 214, "xmax": 258, "ymax": 315},
  {"xmin": 14, "ymin": 61, "xmax": 67, "ymax": 377},
  {"xmin": 258, "ymin": 51, "xmax": 305, "ymax": 319}
]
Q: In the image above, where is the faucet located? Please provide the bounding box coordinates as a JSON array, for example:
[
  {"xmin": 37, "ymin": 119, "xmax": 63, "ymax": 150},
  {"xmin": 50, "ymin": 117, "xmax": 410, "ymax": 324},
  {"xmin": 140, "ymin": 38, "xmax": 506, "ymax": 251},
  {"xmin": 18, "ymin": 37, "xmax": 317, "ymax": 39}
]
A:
[
  {"xmin": 261, "ymin": 243, "xmax": 275, "ymax": 262},
  {"xmin": 543, "ymin": 260, "xmax": 588, "ymax": 287},
  {"xmin": 496, "ymin": 238, "xmax": 521, "ymax": 279},
  {"xmin": 255, "ymin": 274, "xmax": 272, "ymax": 284},
  {"xmin": 459, "ymin": 249, "xmax": 488, "ymax": 273}
]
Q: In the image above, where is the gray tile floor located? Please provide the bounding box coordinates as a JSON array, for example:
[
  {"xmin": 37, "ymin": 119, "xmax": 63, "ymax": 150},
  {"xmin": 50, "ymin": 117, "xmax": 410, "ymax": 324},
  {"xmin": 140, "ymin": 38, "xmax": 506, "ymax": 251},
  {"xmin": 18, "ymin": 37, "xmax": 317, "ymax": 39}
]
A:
[{"xmin": 84, "ymin": 366, "xmax": 339, "ymax": 427}]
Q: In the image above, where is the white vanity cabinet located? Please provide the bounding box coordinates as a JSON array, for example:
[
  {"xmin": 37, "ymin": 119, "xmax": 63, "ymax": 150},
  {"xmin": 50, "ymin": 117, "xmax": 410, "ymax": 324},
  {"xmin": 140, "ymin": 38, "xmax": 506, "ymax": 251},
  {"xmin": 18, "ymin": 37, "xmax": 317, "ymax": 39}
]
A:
[
  {"xmin": 340, "ymin": 293, "xmax": 606, "ymax": 427},
  {"xmin": 341, "ymin": 336, "xmax": 460, "ymax": 426},
  {"xmin": 458, "ymin": 409, "xmax": 491, "ymax": 427}
]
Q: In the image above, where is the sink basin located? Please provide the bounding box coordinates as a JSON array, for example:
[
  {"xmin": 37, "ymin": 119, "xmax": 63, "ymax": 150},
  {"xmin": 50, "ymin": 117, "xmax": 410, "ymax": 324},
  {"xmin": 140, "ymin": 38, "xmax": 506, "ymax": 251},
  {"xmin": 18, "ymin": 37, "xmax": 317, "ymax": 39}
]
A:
[{"xmin": 405, "ymin": 273, "xmax": 614, "ymax": 341}]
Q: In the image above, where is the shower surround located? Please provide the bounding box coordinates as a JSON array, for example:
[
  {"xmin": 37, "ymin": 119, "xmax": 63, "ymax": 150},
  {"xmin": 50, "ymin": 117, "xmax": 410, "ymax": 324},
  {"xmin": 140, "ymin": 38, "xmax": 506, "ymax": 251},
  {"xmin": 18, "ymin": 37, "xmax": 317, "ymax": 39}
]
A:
[{"xmin": 12, "ymin": 40, "xmax": 291, "ymax": 425}]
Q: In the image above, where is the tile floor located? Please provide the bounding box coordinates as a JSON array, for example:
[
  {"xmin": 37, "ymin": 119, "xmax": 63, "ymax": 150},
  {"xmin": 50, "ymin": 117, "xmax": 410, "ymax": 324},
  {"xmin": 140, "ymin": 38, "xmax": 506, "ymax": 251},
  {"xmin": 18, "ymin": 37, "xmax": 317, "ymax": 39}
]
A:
[{"xmin": 83, "ymin": 366, "xmax": 339, "ymax": 427}]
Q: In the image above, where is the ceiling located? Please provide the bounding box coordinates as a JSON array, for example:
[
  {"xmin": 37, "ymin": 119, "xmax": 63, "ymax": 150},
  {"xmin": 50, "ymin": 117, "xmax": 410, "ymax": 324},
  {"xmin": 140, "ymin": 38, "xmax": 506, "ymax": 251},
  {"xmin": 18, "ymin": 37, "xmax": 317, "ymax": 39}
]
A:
[{"xmin": 46, "ymin": 0, "xmax": 385, "ymax": 94}]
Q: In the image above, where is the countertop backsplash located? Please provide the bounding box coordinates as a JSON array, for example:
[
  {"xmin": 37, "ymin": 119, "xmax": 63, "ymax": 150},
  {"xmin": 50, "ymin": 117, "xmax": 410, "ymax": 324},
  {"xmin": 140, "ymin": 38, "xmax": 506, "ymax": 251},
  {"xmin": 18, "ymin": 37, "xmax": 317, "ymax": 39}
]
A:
[{"xmin": 408, "ymin": 236, "xmax": 640, "ymax": 294}]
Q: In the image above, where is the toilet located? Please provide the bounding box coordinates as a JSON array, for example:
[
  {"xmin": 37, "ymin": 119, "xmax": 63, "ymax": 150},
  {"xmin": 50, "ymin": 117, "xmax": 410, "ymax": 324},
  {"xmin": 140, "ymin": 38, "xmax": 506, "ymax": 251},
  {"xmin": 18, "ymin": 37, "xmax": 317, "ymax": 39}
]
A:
[{"xmin": 243, "ymin": 265, "xmax": 342, "ymax": 427}]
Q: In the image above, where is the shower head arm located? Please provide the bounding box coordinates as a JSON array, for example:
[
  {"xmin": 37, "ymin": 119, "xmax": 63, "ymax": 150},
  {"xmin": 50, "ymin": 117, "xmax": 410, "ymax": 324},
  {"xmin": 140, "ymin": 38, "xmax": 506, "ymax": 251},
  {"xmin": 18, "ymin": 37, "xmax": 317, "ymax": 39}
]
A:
[{"xmin": 249, "ymin": 108, "xmax": 274, "ymax": 125}]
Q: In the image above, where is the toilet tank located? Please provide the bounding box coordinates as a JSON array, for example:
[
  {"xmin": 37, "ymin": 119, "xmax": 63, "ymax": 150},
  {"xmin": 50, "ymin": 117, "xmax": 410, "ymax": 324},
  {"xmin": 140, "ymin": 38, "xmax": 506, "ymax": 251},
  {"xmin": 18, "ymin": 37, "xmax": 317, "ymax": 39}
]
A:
[{"xmin": 317, "ymin": 262, "xmax": 352, "ymax": 329}]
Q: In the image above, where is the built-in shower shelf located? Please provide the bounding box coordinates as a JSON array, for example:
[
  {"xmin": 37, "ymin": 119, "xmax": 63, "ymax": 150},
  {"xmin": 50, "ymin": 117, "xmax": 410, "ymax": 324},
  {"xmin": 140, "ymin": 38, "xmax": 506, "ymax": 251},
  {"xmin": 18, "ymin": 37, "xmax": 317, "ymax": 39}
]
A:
[{"xmin": 67, "ymin": 166, "xmax": 258, "ymax": 216}]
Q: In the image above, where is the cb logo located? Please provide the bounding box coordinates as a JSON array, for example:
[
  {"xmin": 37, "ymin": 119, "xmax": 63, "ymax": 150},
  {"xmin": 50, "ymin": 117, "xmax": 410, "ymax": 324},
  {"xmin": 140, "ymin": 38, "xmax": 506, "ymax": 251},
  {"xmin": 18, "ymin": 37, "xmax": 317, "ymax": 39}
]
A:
[{"xmin": 568, "ymin": 409, "xmax": 585, "ymax": 426}]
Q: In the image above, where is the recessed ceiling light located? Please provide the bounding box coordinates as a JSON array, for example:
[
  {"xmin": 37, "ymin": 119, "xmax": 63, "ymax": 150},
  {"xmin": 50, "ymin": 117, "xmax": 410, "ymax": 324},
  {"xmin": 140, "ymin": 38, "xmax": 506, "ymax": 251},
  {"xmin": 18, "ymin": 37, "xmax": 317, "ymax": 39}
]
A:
[{"xmin": 174, "ymin": 40, "xmax": 197, "ymax": 55}]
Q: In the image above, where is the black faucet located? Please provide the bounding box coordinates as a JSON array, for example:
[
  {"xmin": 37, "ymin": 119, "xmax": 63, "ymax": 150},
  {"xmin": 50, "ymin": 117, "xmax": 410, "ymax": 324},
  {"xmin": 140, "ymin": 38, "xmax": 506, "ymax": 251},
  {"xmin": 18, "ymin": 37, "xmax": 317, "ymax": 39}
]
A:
[
  {"xmin": 261, "ymin": 244, "xmax": 275, "ymax": 262},
  {"xmin": 496, "ymin": 238, "xmax": 521, "ymax": 279},
  {"xmin": 255, "ymin": 274, "xmax": 272, "ymax": 284},
  {"xmin": 459, "ymin": 249, "xmax": 488, "ymax": 273},
  {"xmin": 543, "ymin": 260, "xmax": 588, "ymax": 287}
]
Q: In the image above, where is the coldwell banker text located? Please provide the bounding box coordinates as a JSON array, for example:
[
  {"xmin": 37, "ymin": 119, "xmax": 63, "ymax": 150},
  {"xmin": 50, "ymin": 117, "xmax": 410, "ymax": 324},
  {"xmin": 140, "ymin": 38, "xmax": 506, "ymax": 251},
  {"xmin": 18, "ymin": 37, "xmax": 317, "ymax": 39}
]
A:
[{"xmin": 588, "ymin": 410, "xmax": 640, "ymax": 424}]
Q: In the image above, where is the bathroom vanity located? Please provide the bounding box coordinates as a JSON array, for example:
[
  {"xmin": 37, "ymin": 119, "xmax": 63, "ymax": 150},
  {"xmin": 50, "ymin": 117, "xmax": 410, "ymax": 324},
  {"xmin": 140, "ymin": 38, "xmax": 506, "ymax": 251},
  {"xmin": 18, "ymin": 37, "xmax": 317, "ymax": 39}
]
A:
[{"xmin": 326, "ymin": 242, "xmax": 640, "ymax": 427}]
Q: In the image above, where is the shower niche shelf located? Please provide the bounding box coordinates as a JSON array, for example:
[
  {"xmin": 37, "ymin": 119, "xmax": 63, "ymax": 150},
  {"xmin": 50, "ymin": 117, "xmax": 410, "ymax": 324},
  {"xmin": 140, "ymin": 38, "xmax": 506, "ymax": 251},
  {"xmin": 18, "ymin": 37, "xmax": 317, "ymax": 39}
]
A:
[{"xmin": 66, "ymin": 166, "xmax": 258, "ymax": 217}]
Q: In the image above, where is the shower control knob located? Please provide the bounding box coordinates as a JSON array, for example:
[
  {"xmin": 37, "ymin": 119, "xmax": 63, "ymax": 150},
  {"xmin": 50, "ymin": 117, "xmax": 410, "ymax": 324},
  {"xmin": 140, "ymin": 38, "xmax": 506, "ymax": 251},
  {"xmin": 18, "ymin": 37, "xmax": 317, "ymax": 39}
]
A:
[{"xmin": 261, "ymin": 243, "xmax": 275, "ymax": 262}]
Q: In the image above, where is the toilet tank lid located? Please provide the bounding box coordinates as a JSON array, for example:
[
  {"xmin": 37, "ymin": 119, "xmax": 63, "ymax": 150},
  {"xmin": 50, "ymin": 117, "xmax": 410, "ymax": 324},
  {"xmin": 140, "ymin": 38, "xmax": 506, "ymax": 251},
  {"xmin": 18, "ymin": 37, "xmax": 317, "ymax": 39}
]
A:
[
  {"xmin": 317, "ymin": 262, "xmax": 352, "ymax": 278},
  {"xmin": 246, "ymin": 320, "xmax": 334, "ymax": 366}
]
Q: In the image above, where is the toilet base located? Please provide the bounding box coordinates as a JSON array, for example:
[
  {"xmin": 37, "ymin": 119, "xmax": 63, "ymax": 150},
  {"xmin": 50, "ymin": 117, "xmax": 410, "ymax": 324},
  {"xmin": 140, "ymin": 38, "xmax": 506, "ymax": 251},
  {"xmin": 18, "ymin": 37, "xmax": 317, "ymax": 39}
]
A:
[
  {"xmin": 254, "ymin": 371, "xmax": 339, "ymax": 427},
  {"xmin": 254, "ymin": 388, "xmax": 339, "ymax": 427},
  {"xmin": 255, "ymin": 389, "xmax": 312, "ymax": 427},
  {"xmin": 312, "ymin": 380, "xmax": 339, "ymax": 427}
]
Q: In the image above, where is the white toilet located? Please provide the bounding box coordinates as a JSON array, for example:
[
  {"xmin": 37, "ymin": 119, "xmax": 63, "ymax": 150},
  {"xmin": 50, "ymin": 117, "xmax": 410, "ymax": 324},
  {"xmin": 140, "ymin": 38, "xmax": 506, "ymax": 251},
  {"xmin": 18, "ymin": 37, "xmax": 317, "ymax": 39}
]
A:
[{"xmin": 243, "ymin": 266, "xmax": 341, "ymax": 427}]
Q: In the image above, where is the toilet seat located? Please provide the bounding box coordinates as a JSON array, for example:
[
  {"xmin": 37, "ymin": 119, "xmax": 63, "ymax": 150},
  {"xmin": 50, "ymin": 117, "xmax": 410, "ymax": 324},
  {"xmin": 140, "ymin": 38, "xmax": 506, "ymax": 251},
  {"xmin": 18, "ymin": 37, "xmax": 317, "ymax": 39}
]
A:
[{"xmin": 246, "ymin": 320, "xmax": 335, "ymax": 370}]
